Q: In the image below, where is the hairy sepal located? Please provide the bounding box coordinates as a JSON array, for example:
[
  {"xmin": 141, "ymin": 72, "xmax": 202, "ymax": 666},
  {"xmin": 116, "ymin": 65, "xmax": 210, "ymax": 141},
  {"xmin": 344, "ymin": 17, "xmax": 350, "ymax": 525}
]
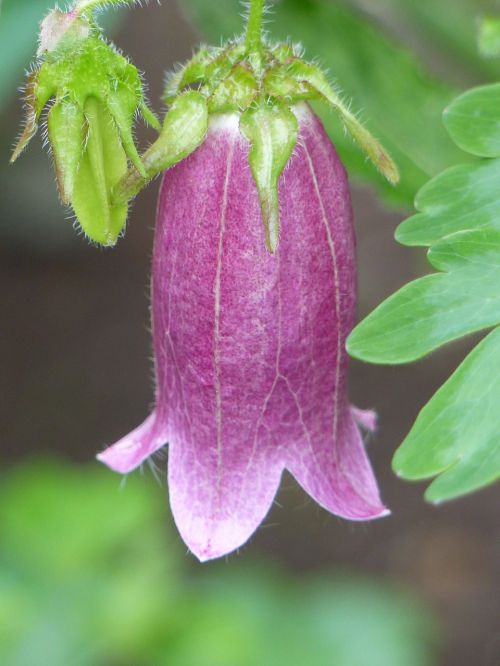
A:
[
  {"xmin": 113, "ymin": 91, "xmax": 209, "ymax": 203},
  {"xmin": 285, "ymin": 61, "xmax": 399, "ymax": 185},
  {"xmin": 240, "ymin": 101, "xmax": 298, "ymax": 254},
  {"xmin": 71, "ymin": 97, "xmax": 128, "ymax": 245}
]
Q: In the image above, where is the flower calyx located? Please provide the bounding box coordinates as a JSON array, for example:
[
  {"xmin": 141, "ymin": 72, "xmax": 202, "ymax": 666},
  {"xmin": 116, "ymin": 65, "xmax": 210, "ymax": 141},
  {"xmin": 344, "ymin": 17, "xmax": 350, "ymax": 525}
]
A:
[
  {"xmin": 119, "ymin": 38, "xmax": 399, "ymax": 253},
  {"xmin": 11, "ymin": 5, "xmax": 159, "ymax": 246}
]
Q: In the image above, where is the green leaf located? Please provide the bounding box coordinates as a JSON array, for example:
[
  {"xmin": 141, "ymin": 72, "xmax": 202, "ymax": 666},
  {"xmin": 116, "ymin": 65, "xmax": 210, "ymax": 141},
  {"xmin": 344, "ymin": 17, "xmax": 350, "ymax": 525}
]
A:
[
  {"xmin": 443, "ymin": 83, "xmax": 500, "ymax": 157},
  {"xmin": 71, "ymin": 96, "xmax": 128, "ymax": 245},
  {"xmin": 343, "ymin": 37, "xmax": 500, "ymax": 501},
  {"xmin": 349, "ymin": 0, "xmax": 500, "ymax": 81},
  {"xmin": 396, "ymin": 158, "xmax": 500, "ymax": 246},
  {"xmin": 393, "ymin": 326, "xmax": 500, "ymax": 502},
  {"xmin": 240, "ymin": 101, "xmax": 298, "ymax": 253},
  {"xmin": 181, "ymin": 0, "xmax": 461, "ymax": 208},
  {"xmin": 347, "ymin": 228, "xmax": 500, "ymax": 364}
]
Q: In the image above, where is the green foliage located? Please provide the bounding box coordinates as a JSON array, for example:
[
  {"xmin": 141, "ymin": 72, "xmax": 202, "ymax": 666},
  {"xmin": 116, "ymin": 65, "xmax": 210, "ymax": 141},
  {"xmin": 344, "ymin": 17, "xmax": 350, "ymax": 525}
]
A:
[
  {"xmin": 353, "ymin": 0, "xmax": 499, "ymax": 81},
  {"xmin": 396, "ymin": 159, "xmax": 500, "ymax": 246},
  {"xmin": 0, "ymin": 460, "xmax": 438, "ymax": 666},
  {"xmin": 181, "ymin": 0, "xmax": 462, "ymax": 208},
  {"xmin": 0, "ymin": 460, "xmax": 179, "ymax": 666},
  {"xmin": 393, "ymin": 326, "xmax": 500, "ymax": 502},
  {"xmin": 478, "ymin": 16, "xmax": 500, "ymax": 58},
  {"xmin": 348, "ymin": 81, "xmax": 500, "ymax": 502},
  {"xmin": 443, "ymin": 83, "xmax": 500, "ymax": 156},
  {"xmin": 348, "ymin": 228, "xmax": 500, "ymax": 364}
]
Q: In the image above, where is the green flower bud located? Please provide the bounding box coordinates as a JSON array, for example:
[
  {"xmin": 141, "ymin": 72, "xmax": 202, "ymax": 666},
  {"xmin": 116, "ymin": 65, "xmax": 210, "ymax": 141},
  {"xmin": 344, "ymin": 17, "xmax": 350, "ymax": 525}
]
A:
[{"xmin": 11, "ymin": 7, "xmax": 159, "ymax": 246}]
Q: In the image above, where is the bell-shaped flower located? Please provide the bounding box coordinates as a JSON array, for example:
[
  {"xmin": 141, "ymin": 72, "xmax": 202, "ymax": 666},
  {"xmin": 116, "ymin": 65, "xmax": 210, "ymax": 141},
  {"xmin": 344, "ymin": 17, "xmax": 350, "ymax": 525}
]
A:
[
  {"xmin": 11, "ymin": 0, "xmax": 398, "ymax": 562},
  {"xmin": 98, "ymin": 104, "xmax": 389, "ymax": 561}
]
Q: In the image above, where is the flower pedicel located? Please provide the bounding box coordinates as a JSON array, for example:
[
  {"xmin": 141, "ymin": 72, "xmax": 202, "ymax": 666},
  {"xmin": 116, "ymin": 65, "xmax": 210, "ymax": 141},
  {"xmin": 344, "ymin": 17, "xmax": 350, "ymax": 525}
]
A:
[{"xmin": 12, "ymin": 0, "xmax": 398, "ymax": 560}]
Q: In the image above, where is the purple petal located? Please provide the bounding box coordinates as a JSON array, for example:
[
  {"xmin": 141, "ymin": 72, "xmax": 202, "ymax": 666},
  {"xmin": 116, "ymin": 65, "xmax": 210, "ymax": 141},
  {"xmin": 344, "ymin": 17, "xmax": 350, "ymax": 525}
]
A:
[
  {"xmin": 286, "ymin": 408, "xmax": 388, "ymax": 520},
  {"xmin": 351, "ymin": 406, "xmax": 378, "ymax": 433},
  {"xmin": 97, "ymin": 411, "xmax": 167, "ymax": 474},
  {"xmin": 153, "ymin": 118, "xmax": 286, "ymax": 559},
  {"xmin": 271, "ymin": 113, "xmax": 386, "ymax": 519}
]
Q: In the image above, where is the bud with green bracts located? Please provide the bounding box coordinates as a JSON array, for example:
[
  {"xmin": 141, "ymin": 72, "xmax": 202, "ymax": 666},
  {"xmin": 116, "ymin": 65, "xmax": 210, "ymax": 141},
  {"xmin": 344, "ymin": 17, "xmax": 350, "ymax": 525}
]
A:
[{"xmin": 11, "ymin": 5, "xmax": 159, "ymax": 246}]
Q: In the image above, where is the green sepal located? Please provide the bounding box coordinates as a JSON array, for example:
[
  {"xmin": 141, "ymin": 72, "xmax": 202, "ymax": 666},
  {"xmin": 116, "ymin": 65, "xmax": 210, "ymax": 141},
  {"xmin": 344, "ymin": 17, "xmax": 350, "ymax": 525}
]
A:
[
  {"xmin": 48, "ymin": 101, "xmax": 85, "ymax": 204},
  {"xmin": 163, "ymin": 47, "xmax": 214, "ymax": 104},
  {"xmin": 264, "ymin": 67, "xmax": 319, "ymax": 102},
  {"xmin": 114, "ymin": 91, "xmax": 209, "ymax": 204},
  {"xmin": 284, "ymin": 61, "xmax": 399, "ymax": 185},
  {"xmin": 240, "ymin": 100, "xmax": 298, "ymax": 254},
  {"xmin": 11, "ymin": 69, "xmax": 55, "ymax": 163},
  {"xmin": 270, "ymin": 43, "xmax": 298, "ymax": 65},
  {"xmin": 71, "ymin": 96, "xmax": 128, "ymax": 246},
  {"xmin": 139, "ymin": 101, "xmax": 161, "ymax": 131},
  {"xmin": 208, "ymin": 65, "xmax": 257, "ymax": 113},
  {"xmin": 12, "ymin": 29, "xmax": 158, "ymax": 175},
  {"xmin": 107, "ymin": 82, "xmax": 147, "ymax": 178},
  {"xmin": 164, "ymin": 43, "xmax": 248, "ymax": 105},
  {"xmin": 206, "ymin": 43, "xmax": 246, "ymax": 84}
]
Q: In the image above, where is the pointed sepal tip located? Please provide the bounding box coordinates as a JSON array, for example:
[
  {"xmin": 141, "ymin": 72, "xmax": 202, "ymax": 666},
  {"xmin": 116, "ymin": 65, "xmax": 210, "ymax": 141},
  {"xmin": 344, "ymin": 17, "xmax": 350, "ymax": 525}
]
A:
[{"xmin": 240, "ymin": 101, "xmax": 299, "ymax": 254}]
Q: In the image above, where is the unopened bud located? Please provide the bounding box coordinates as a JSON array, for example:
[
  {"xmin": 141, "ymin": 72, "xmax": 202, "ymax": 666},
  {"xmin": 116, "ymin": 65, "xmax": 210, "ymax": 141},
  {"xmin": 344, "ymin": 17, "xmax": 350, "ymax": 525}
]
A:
[{"xmin": 12, "ymin": 8, "xmax": 159, "ymax": 245}]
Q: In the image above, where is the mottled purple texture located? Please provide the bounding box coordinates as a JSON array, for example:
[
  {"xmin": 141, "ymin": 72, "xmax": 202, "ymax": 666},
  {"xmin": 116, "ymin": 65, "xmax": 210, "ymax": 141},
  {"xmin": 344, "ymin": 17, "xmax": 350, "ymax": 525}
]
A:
[{"xmin": 98, "ymin": 106, "xmax": 388, "ymax": 561}]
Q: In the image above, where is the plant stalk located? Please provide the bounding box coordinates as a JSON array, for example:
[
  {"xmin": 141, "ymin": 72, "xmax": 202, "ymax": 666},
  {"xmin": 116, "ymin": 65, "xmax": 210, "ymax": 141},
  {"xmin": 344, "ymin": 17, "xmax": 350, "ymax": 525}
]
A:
[{"xmin": 245, "ymin": 0, "xmax": 265, "ymax": 54}]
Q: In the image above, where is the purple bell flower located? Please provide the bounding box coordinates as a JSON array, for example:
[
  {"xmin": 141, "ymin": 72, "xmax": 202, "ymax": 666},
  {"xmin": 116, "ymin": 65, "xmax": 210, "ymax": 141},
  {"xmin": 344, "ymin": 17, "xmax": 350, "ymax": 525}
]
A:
[{"xmin": 98, "ymin": 105, "xmax": 388, "ymax": 561}]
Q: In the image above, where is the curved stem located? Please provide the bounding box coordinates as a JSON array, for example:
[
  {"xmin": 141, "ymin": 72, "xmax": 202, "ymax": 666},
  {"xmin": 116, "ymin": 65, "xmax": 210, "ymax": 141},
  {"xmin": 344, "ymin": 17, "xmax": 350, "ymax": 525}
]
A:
[
  {"xmin": 245, "ymin": 0, "xmax": 265, "ymax": 54},
  {"xmin": 73, "ymin": 0, "xmax": 135, "ymax": 16}
]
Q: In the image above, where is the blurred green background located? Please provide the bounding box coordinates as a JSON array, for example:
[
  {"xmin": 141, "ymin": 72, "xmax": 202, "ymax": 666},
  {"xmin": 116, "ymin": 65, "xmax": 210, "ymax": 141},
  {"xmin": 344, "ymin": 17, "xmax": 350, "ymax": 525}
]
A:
[{"xmin": 1, "ymin": 1, "xmax": 499, "ymax": 665}]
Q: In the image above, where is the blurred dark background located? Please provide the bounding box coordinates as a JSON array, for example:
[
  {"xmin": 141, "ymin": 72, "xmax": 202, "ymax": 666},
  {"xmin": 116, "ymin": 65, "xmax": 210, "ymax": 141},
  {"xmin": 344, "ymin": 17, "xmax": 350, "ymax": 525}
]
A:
[{"xmin": 1, "ymin": 1, "xmax": 499, "ymax": 665}]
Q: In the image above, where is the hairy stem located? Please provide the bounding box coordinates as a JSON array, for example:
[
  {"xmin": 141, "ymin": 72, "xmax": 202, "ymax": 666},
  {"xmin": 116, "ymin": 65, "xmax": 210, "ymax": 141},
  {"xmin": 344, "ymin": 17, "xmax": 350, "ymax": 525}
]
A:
[
  {"xmin": 73, "ymin": 0, "xmax": 136, "ymax": 15},
  {"xmin": 245, "ymin": 0, "xmax": 265, "ymax": 54}
]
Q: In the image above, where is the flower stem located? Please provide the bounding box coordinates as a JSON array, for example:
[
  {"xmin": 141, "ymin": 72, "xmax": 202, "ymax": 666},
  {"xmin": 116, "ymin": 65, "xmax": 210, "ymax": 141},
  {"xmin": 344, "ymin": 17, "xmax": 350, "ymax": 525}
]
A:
[
  {"xmin": 73, "ymin": 0, "xmax": 135, "ymax": 16},
  {"xmin": 245, "ymin": 0, "xmax": 265, "ymax": 54}
]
